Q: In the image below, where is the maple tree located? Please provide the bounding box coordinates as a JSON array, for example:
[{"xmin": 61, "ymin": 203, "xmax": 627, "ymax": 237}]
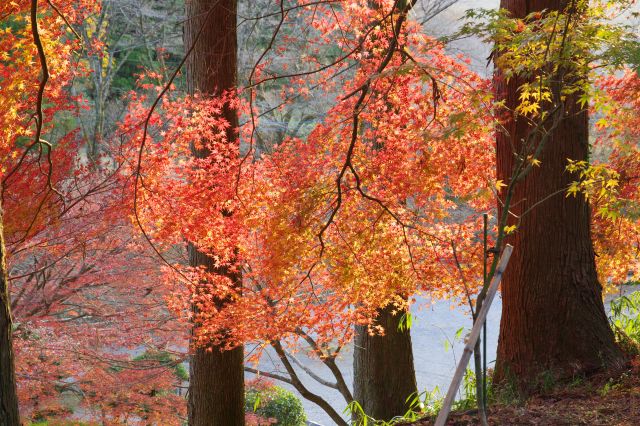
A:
[
  {"xmin": 0, "ymin": 0, "xmax": 92, "ymax": 421},
  {"xmin": 129, "ymin": 0, "xmax": 495, "ymax": 422},
  {"xmin": 1, "ymin": 1, "xmax": 191, "ymax": 424},
  {"xmin": 588, "ymin": 70, "xmax": 640, "ymax": 286}
]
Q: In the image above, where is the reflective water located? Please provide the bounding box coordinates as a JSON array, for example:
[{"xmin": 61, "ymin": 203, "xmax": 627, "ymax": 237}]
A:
[{"xmin": 250, "ymin": 296, "xmax": 499, "ymax": 424}]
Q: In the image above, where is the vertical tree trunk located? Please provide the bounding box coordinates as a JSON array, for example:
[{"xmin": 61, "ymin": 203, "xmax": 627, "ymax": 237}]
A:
[
  {"xmin": 352, "ymin": 3, "xmax": 418, "ymax": 414},
  {"xmin": 184, "ymin": 1, "xmax": 244, "ymax": 425},
  {"xmin": 353, "ymin": 303, "xmax": 417, "ymax": 421},
  {"xmin": 494, "ymin": 0, "xmax": 624, "ymax": 392},
  {"xmin": 188, "ymin": 249, "xmax": 244, "ymax": 426},
  {"xmin": 0, "ymin": 201, "xmax": 20, "ymax": 426}
]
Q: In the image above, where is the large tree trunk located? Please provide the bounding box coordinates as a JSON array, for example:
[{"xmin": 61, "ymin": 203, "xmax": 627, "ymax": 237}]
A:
[
  {"xmin": 494, "ymin": 0, "xmax": 624, "ymax": 392},
  {"xmin": 184, "ymin": 1, "xmax": 244, "ymax": 425},
  {"xmin": 0, "ymin": 202, "xmax": 20, "ymax": 426},
  {"xmin": 188, "ymin": 248, "xmax": 244, "ymax": 426},
  {"xmin": 353, "ymin": 303, "xmax": 417, "ymax": 421}
]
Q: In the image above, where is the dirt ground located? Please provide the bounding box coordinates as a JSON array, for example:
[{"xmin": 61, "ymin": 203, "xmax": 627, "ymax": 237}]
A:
[{"xmin": 408, "ymin": 358, "xmax": 640, "ymax": 425}]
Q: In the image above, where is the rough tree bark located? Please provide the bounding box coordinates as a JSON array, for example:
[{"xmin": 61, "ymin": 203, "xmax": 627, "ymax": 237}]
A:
[
  {"xmin": 184, "ymin": 1, "xmax": 244, "ymax": 425},
  {"xmin": 494, "ymin": 0, "xmax": 624, "ymax": 392},
  {"xmin": 0, "ymin": 200, "xmax": 20, "ymax": 426},
  {"xmin": 353, "ymin": 303, "xmax": 418, "ymax": 421}
]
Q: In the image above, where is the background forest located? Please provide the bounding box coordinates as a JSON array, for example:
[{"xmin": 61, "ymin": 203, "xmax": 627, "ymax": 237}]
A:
[{"xmin": 1, "ymin": 0, "xmax": 640, "ymax": 425}]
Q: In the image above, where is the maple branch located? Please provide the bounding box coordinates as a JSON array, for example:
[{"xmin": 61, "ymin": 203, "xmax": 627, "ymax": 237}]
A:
[
  {"xmin": 401, "ymin": 48, "xmax": 441, "ymax": 121},
  {"xmin": 237, "ymin": 0, "xmax": 287, "ymax": 199},
  {"xmin": 239, "ymin": 61, "xmax": 358, "ymax": 128},
  {"xmin": 316, "ymin": 0, "xmax": 409, "ymax": 255},
  {"xmin": 242, "ymin": 1, "xmax": 403, "ymax": 91},
  {"xmin": 9, "ymin": 162, "xmax": 123, "ymax": 250},
  {"xmin": 271, "ymin": 340, "xmax": 348, "ymax": 426},
  {"xmin": 243, "ymin": 367, "xmax": 293, "ymax": 385},
  {"xmin": 45, "ymin": 0, "xmax": 81, "ymax": 40},
  {"xmin": 243, "ymin": 42, "xmax": 362, "ymax": 91},
  {"xmin": 295, "ymin": 327, "xmax": 354, "ymax": 403},
  {"xmin": 450, "ymin": 240, "xmax": 476, "ymax": 319},
  {"xmin": 283, "ymin": 349, "xmax": 339, "ymax": 390},
  {"xmin": 237, "ymin": 0, "xmax": 343, "ymax": 24},
  {"xmin": 2, "ymin": 0, "xmax": 49, "ymax": 195},
  {"xmin": 0, "ymin": 0, "xmax": 68, "ymax": 252},
  {"xmin": 234, "ymin": 4, "xmax": 410, "ymax": 247},
  {"xmin": 9, "ymin": 242, "xmax": 84, "ymax": 282}
]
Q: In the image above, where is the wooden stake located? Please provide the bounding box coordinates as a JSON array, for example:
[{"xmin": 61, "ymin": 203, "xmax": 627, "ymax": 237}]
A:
[{"xmin": 434, "ymin": 244, "xmax": 513, "ymax": 426}]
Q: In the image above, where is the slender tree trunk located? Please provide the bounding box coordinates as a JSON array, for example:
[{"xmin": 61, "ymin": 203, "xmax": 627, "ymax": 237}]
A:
[
  {"xmin": 0, "ymin": 201, "xmax": 20, "ymax": 426},
  {"xmin": 494, "ymin": 0, "xmax": 624, "ymax": 392},
  {"xmin": 353, "ymin": 303, "xmax": 417, "ymax": 421},
  {"xmin": 90, "ymin": 91, "xmax": 105, "ymax": 160},
  {"xmin": 184, "ymin": 1, "xmax": 244, "ymax": 425}
]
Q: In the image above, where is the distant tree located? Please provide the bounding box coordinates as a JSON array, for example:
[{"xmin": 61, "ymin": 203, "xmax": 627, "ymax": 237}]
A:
[
  {"xmin": 417, "ymin": 0, "xmax": 458, "ymax": 24},
  {"xmin": 74, "ymin": 0, "xmax": 184, "ymax": 160}
]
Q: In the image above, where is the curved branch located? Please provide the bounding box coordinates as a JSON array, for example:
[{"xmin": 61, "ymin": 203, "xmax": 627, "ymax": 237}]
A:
[{"xmin": 271, "ymin": 341, "xmax": 348, "ymax": 426}]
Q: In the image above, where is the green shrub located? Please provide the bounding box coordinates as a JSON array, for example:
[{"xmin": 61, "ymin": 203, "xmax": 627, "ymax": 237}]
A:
[
  {"xmin": 610, "ymin": 290, "xmax": 640, "ymax": 354},
  {"xmin": 245, "ymin": 384, "xmax": 306, "ymax": 426},
  {"xmin": 132, "ymin": 350, "xmax": 188, "ymax": 381},
  {"xmin": 451, "ymin": 368, "xmax": 477, "ymax": 411}
]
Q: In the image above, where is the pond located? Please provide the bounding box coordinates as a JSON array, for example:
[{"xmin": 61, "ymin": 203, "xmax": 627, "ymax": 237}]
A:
[{"xmin": 249, "ymin": 295, "xmax": 499, "ymax": 425}]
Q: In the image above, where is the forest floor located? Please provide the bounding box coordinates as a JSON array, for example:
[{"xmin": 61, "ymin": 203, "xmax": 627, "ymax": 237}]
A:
[{"xmin": 408, "ymin": 356, "xmax": 640, "ymax": 425}]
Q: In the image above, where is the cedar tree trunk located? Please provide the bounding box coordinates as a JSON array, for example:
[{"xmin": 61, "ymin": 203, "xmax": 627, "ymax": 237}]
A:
[
  {"xmin": 353, "ymin": 303, "xmax": 417, "ymax": 420},
  {"xmin": 494, "ymin": 0, "xmax": 624, "ymax": 392},
  {"xmin": 184, "ymin": 1, "xmax": 244, "ymax": 425}
]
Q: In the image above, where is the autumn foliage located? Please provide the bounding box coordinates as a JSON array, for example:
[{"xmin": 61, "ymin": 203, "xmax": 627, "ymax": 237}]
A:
[
  {"xmin": 2, "ymin": 0, "xmax": 640, "ymax": 423},
  {"xmin": 590, "ymin": 70, "xmax": 640, "ymax": 285},
  {"xmin": 2, "ymin": 1, "xmax": 186, "ymax": 423},
  {"xmin": 126, "ymin": 1, "xmax": 496, "ymax": 356}
]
